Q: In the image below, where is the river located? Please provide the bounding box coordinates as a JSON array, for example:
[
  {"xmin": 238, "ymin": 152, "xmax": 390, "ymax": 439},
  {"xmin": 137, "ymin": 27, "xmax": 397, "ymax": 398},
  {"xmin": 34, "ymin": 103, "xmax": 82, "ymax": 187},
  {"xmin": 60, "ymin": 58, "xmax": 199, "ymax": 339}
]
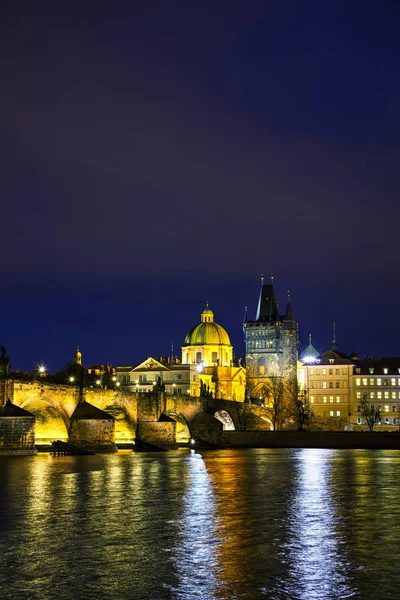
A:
[{"xmin": 0, "ymin": 448, "xmax": 399, "ymax": 600}]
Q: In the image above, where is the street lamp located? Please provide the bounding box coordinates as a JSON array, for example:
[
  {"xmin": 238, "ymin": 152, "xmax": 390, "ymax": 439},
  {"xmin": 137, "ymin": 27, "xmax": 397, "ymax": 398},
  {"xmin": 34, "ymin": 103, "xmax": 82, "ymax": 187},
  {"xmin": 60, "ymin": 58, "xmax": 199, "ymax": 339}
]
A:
[
  {"xmin": 38, "ymin": 365, "xmax": 46, "ymax": 376},
  {"xmin": 69, "ymin": 376, "xmax": 75, "ymax": 384}
]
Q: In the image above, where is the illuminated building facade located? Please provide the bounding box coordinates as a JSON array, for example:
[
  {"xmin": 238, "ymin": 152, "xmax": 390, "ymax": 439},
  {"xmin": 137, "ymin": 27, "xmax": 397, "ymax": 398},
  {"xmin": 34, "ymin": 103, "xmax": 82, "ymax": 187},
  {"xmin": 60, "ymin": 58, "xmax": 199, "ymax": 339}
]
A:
[
  {"xmin": 352, "ymin": 358, "xmax": 400, "ymax": 428},
  {"xmin": 116, "ymin": 357, "xmax": 193, "ymax": 396},
  {"xmin": 244, "ymin": 277, "xmax": 298, "ymax": 400},
  {"xmin": 182, "ymin": 304, "xmax": 246, "ymax": 401}
]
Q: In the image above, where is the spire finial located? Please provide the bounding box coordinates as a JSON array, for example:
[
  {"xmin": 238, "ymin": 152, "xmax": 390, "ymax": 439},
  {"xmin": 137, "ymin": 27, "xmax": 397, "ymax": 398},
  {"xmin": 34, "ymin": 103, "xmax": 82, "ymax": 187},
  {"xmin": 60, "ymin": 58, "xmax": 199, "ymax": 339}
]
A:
[
  {"xmin": 287, "ymin": 289, "xmax": 290, "ymax": 302},
  {"xmin": 260, "ymin": 273, "xmax": 264, "ymax": 286},
  {"xmin": 206, "ymin": 300, "xmax": 209, "ymax": 309},
  {"xmin": 309, "ymin": 333, "xmax": 312, "ymax": 344},
  {"xmin": 244, "ymin": 303, "xmax": 248, "ymax": 323},
  {"xmin": 332, "ymin": 322, "xmax": 338, "ymax": 351},
  {"xmin": 271, "ymin": 272, "xmax": 274, "ymax": 284}
]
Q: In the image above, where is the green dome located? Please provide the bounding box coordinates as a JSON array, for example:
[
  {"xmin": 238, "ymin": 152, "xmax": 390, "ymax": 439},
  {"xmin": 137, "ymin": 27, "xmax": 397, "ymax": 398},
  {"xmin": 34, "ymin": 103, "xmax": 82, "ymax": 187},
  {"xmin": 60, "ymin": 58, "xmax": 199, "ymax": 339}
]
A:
[{"xmin": 183, "ymin": 322, "xmax": 231, "ymax": 346}]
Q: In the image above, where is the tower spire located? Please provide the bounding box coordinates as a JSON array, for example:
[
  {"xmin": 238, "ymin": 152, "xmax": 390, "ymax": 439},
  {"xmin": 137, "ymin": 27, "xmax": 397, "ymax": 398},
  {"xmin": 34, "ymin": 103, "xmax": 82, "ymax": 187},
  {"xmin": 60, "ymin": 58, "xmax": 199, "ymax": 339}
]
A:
[
  {"xmin": 284, "ymin": 289, "xmax": 294, "ymax": 321},
  {"xmin": 332, "ymin": 322, "xmax": 338, "ymax": 351},
  {"xmin": 244, "ymin": 303, "xmax": 248, "ymax": 323}
]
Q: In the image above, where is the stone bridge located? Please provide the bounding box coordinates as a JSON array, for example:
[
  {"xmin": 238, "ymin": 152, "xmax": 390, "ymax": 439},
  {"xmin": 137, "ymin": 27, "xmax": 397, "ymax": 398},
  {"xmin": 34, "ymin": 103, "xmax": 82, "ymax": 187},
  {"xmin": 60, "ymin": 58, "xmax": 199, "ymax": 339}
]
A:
[{"xmin": 12, "ymin": 381, "xmax": 271, "ymax": 446}]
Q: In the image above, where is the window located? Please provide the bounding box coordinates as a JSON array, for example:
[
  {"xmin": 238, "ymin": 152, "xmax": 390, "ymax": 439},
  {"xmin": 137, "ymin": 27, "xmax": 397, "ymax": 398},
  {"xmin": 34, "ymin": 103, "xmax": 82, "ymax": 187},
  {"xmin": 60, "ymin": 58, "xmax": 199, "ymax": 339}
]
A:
[
  {"xmin": 177, "ymin": 388, "xmax": 182, "ymax": 395},
  {"xmin": 370, "ymin": 379, "xmax": 374, "ymax": 385},
  {"xmin": 335, "ymin": 369, "xmax": 340, "ymax": 375},
  {"xmin": 196, "ymin": 352, "xmax": 202, "ymax": 364},
  {"xmin": 356, "ymin": 391, "xmax": 361, "ymax": 399},
  {"xmin": 310, "ymin": 395, "xmax": 315, "ymax": 403},
  {"xmin": 139, "ymin": 375, "xmax": 147, "ymax": 383},
  {"xmin": 356, "ymin": 378, "xmax": 361, "ymax": 386},
  {"xmin": 310, "ymin": 381, "xmax": 315, "ymax": 389},
  {"xmin": 342, "ymin": 368, "xmax": 347, "ymax": 375},
  {"xmin": 356, "ymin": 405, "xmax": 360, "ymax": 412},
  {"xmin": 393, "ymin": 418, "xmax": 397, "ymax": 425},
  {"xmin": 393, "ymin": 405, "xmax": 397, "ymax": 412},
  {"xmin": 378, "ymin": 405, "xmax": 382, "ymax": 411},
  {"xmin": 335, "ymin": 381, "xmax": 340, "ymax": 388},
  {"xmin": 330, "ymin": 396, "xmax": 334, "ymax": 403},
  {"xmin": 310, "ymin": 368, "xmax": 314, "ymax": 375},
  {"xmin": 330, "ymin": 411, "xmax": 334, "ymax": 417},
  {"xmin": 384, "ymin": 418, "xmax": 389, "ymax": 424},
  {"xmin": 384, "ymin": 391, "xmax": 389, "ymax": 399},
  {"xmin": 370, "ymin": 392, "xmax": 375, "ymax": 399},
  {"xmin": 329, "ymin": 382, "xmax": 334, "ymax": 389},
  {"xmin": 369, "ymin": 368, "xmax": 374, "ymax": 374},
  {"xmin": 211, "ymin": 351, "xmax": 218, "ymax": 363},
  {"xmin": 384, "ymin": 368, "xmax": 388, "ymax": 375},
  {"xmin": 322, "ymin": 368, "xmax": 327, "ymax": 375},
  {"xmin": 377, "ymin": 391, "xmax": 382, "ymax": 399},
  {"xmin": 357, "ymin": 417, "xmax": 361, "ymax": 424},
  {"xmin": 383, "ymin": 379, "xmax": 388, "ymax": 386},
  {"xmin": 336, "ymin": 411, "xmax": 340, "ymax": 417},
  {"xmin": 392, "ymin": 378, "xmax": 396, "ymax": 386},
  {"xmin": 323, "ymin": 382, "xmax": 327, "ymax": 389},
  {"xmin": 336, "ymin": 396, "xmax": 340, "ymax": 403},
  {"xmin": 329, "ymin": 369, "xmax": 333, "ymax": 375},
  {"xmin": 384, "ymin": 405, "xmax": 390, "ymax": 412},
  {"xmin": 173, "ymin": 374, "xmax": 182, "ymax": 381},
  {"xmin": 192, "ymin": 375, "xmax": 196, "ymax": 381},
  {"xmin": 363, "ymin": 378, "xmax": 368, "ymax": 386},
  {"xmin": 377, "ymin": 378, "xmax": 382, "ymax": 386},
  {"xmin": 323, "ymin": 396, "xmax": 327, "ymax": 403}
]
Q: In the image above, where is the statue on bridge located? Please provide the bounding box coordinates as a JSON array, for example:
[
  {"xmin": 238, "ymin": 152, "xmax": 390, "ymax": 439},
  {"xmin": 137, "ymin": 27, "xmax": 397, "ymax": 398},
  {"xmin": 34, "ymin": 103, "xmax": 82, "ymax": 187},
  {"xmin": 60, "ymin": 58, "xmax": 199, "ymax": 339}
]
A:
[
  {"xmin": 0, "ymin": 346, "xmax": 10, "ymax": 377},
  {"xmin": 154, "ymin": 375, "xmax": 165, "ymax": 392},
  {"xmin": 200, "ymin": 380, "xmax": 213, "ymax": 399}
]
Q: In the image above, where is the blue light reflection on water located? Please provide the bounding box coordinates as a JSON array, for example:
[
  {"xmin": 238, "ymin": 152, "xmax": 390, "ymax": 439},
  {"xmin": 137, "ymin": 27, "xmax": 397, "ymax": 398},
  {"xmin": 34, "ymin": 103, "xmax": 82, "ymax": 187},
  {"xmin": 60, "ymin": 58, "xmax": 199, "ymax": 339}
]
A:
[
  {"xmin": 1, "ymin": 449, "xmax": 400, "ymax": 599},
  {"xmin": 283, "ymin": 449, "xmax": 355, "ymax": 600}
]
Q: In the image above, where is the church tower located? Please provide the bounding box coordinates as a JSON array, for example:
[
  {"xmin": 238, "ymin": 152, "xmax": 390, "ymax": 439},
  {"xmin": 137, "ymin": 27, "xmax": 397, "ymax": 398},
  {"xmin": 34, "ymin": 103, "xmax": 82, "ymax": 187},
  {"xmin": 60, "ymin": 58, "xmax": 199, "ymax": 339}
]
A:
[{"xmin": 243, "ymin": 275, "xmax": 298, "ymax": 399}]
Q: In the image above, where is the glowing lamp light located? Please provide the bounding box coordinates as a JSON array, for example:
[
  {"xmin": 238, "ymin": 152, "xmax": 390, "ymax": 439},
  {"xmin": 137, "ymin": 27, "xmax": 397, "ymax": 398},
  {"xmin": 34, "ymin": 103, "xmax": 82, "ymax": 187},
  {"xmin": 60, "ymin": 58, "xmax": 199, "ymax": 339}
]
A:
[
  {"xmin": 96, "ymin": 379, "xmax": 101, "ymax": 385},
  {"xmin": 116, "ymin": 382, "xmax": 120, "ymax": 387},
  {"xmin": 112, "ymin": 376, "xmax": 117, "ymax": 382},
  {"xmin": 196, "ymin": 364, "xmax": 203, "ymax": 373},
  {"xmin": 302, "ymin": 356, "xmax": 317, "ymax": 364},
  {"xmin": 69, "ymin": 376, "xmax": 75, "ymax": 383},
  {"xmin": 38, "ymin": 365, "xmax": 46, "ymax": 374},
  {"xmin": 190, "ymin": 439, "xmax": 195, "ymax": 445},
  {"xmin": 187, "ymin": 389, "xmax": 190, "ymax": 394}
]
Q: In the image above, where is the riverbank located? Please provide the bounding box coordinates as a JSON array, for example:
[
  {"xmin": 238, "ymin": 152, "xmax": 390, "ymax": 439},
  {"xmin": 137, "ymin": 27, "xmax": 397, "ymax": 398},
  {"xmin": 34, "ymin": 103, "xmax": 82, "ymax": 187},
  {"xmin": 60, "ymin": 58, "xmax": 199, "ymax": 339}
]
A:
[{"xmin": 219, "ymin": 430, "xmax": 400, "ymax": 450}]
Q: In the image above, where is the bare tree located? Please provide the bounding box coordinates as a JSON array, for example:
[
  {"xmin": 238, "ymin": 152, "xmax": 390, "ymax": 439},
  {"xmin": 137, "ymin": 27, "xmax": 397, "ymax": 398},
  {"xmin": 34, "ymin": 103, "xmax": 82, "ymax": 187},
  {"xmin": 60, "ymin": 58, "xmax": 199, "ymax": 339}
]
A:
[
  {"xmin": 359, "ymin": 398, "xmax": 381, "ymax": 431},
  {"xmin": 232, "ymin": 401, "xmax": 253, "ymax": 431},
  {"xmin": 285, "ymin": 377, "xmax": 313, "ymax": 431},
  {"xmin": 264, "ymin": 374, "xmax": 285, "ymax": 431}
]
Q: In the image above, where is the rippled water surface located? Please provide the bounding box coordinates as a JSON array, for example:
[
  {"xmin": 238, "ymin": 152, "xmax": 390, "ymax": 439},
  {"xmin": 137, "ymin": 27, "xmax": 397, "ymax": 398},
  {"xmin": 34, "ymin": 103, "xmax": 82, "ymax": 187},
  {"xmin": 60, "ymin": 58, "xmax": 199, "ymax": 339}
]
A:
[{"xmin": 1, "ymin": 448, "xmax": 400, "ymax": 600}]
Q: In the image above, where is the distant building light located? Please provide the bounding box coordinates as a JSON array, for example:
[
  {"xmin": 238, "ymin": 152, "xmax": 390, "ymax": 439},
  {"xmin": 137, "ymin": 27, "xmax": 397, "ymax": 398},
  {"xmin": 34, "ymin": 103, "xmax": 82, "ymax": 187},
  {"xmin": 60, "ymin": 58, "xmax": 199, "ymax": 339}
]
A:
[{"xmin": 38, "ymin": 365, "xmax": 46, "ymax": 374}]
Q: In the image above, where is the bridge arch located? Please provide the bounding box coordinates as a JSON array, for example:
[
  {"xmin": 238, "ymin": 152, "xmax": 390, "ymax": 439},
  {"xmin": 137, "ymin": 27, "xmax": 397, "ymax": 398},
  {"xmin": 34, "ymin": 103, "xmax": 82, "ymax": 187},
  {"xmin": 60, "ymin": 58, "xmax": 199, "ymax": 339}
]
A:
[
  {"xmin": 19, "ymin": 395, "xmax": 71, "ymax": 443},
  {"xmin": 164, "ymin": 412, "xmax": 192, "ymax": 443},
  {"xmin": 214, "ymin": 409, "xmax": 235, "ymax": 430},
  {"xmin": 250, "ymin": 383, "xmax": 270, "ymax": 402}
]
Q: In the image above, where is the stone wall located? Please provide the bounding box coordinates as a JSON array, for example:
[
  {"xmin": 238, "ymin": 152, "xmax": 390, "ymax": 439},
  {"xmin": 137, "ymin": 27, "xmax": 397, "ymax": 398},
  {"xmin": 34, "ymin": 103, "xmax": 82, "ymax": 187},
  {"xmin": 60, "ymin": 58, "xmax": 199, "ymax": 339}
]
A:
[
  {"xmin": 136, "ymin": 421, "xmax": 176, "ymax": 448},
  {"xmin": 0, "ymin": 416, "xmax": 36, "ymax": 455},
  {"xmin": 69, "ymin": 418, "xmax": 116, "ymax": 451}
]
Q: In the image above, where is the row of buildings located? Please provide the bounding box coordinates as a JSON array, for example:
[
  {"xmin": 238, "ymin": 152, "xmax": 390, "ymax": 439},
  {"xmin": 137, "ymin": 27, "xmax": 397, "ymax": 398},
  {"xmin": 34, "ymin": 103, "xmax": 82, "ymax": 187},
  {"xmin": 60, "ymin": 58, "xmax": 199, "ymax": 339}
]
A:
[{"xmin": 108, "ymin": 278, "xmax": 400, "ymax": 430}]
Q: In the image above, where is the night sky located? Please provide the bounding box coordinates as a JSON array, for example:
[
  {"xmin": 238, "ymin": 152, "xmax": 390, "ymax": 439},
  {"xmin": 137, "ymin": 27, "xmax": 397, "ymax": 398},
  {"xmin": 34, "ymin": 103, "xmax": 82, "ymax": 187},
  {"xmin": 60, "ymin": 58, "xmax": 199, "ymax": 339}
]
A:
[{"xmin": 1, "ymin": 1, "xmax": 400, "ymax": 372}]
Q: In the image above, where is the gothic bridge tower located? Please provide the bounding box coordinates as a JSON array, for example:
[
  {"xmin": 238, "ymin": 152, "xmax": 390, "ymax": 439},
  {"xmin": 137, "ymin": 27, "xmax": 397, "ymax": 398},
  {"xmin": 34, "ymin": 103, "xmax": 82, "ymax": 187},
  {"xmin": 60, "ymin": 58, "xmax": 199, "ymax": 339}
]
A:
[{"xmin": 243, "ymin": 275, "xmax": 298, "ymax": 400}]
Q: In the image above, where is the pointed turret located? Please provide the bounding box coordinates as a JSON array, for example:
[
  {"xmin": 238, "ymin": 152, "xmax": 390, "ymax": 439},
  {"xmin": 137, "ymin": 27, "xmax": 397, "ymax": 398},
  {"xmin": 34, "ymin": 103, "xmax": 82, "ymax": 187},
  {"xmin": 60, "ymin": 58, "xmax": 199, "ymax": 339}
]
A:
[
  {"xmin": 255, "ymin": 273, "xmax": 280, "ymax": 322},
  {"xmin": 243, "ymin": 303, "xmax": 248, "ymax": 323},
  {"xmin": 332, "ymin": 322, "xmax": 338, "ymax": 352},
  {"xmin": 299, "ymin": 334, "xmax": 320, "ymax": 363},
  {"xmin": 284, "ymin": 290, "xmax": 294, "ymax": 321}
]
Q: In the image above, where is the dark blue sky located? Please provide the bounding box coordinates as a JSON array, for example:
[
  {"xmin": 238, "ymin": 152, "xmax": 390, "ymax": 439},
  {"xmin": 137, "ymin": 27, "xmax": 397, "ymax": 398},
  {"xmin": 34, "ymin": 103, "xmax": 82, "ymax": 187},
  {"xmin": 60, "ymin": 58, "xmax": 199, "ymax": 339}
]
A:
[{"xmin": 1, "ymin": 1, "xmax": 400, "ymax": 371}]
